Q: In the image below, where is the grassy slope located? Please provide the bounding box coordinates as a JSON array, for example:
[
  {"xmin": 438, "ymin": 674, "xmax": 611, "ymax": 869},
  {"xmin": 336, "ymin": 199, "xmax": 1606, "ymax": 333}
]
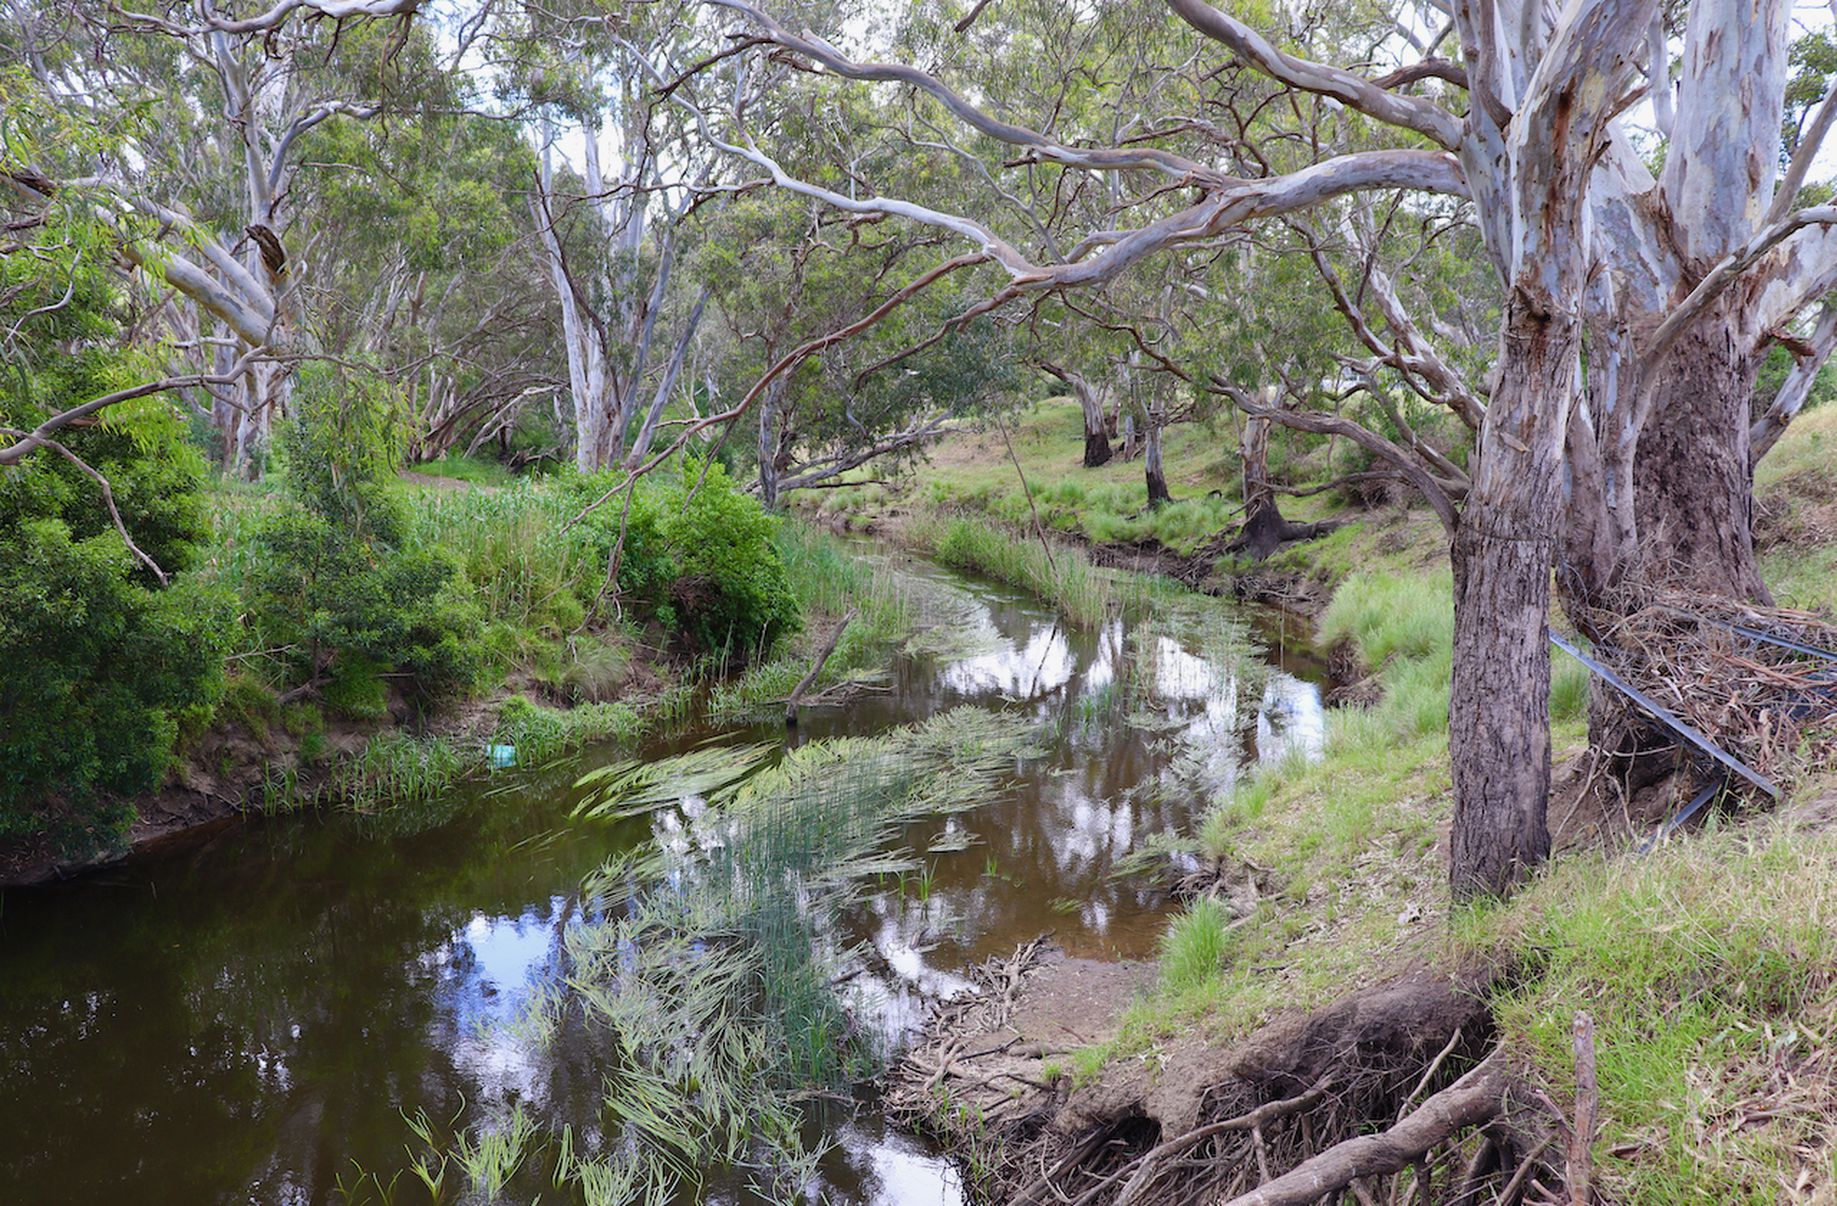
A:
[
  {"xmin": 798, "ymin": 398, "xmax": 1341, "ymax": 554},
  {"xmin": 875, "ymin": 400, "xmax": 1837, "ymax": 1199}
]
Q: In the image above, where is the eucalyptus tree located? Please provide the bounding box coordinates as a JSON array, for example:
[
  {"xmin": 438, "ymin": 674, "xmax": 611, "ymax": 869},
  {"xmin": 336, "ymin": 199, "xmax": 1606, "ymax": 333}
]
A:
[
  {"xmin": 296, "ymin": 87, "xmax": 565, "ymax": 463},
  {"xmin": 678, "ymin": 0, "xmax": 1837, "ymax": 898},
  {"xmin": 2, "ymin": 0, "xmax": 426, "ymax": 476},
  {"xmin": 492, "ymin": 0, "xmax": 730, "ymax": 471},
  {"xmin": 697, "ymin": 188, "xmax": 1022, "ymax": 504}
]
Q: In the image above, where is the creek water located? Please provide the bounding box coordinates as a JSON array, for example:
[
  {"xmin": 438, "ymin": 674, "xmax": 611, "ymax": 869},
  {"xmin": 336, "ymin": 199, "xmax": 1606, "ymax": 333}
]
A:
[{"xmin": 0, "ymin": 549, "xmax": 1326, "ymax": 1205}]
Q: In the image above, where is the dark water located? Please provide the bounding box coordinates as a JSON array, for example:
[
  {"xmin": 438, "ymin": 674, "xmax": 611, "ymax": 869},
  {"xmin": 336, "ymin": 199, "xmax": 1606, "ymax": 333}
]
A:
[{"xmin": 0, "ymin": 552, "xmax": 1325, "ymax": 1205}]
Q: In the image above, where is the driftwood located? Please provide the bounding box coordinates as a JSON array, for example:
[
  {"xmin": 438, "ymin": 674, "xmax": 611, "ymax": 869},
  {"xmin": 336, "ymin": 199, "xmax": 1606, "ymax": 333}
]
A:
[
  {"xmin": 1216, "ymin": 1054, "xmax": 1508, "ymax": 1206},
  {"xmin": 784, "ymin": 608, "xmax": 857, "ymax": 725},
  {"xmin": 1566, "ymin": 1012, "xmax": 1597, "ymax": 1206}
]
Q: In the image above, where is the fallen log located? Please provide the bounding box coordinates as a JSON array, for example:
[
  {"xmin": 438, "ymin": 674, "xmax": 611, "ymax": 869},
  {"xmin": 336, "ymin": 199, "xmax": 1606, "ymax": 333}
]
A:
[{"xmin": 1216, "ymin": 1054, "xmax": 1507, "ymax": 1206}]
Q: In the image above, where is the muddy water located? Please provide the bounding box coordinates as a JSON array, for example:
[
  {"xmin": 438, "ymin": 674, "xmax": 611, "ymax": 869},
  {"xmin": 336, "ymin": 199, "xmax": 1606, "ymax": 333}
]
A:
[{"xmin": 0, "ymin": 550, "xmax": 1324, "ymax": 1205}]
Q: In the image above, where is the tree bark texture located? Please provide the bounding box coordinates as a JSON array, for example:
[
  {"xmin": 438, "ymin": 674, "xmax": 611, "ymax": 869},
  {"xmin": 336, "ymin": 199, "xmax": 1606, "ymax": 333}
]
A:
[
  {"xmin": 1448, "ymin": 303, "xmax": 1577, "ymax": 899},
  {"xmin": 1633, "ymin": 308, "xmax": 1772, "ymax": 602}
]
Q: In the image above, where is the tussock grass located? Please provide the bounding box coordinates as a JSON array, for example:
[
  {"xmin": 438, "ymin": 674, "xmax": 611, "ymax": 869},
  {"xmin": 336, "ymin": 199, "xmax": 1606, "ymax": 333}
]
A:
[
  {"xmin": 1458, "ymin": 827, "xmax": 1837, "ymax": 1204},
  {"xmin": 909, "ymin": 514, "xmax": 1112, "ymax": 628},
  {"xmin": 1159, "ymin": 897, "xmax": 1238, "ymax": 993}
]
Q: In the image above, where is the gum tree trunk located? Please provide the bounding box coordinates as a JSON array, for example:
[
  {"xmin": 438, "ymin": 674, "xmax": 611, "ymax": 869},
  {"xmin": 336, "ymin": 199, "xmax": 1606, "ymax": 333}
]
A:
[
  {"xmin": 1143, "ymin": 400, "xmax": 1170, "ymax": 507},
  {"xmin": 1040, "ymin": 361, "xmax": 1112, "ymax": 467},
  {"xmin": 1633, "ymin": 307, "xmax": 1772, "ymax": 602},
  {"xmin": 1448, "ymin": 299, "xmax": 1578, "ymax": 899}
]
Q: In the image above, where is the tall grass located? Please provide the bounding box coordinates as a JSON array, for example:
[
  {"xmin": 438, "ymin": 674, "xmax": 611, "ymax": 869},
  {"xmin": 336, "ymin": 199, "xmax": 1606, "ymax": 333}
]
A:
[
  {"xmin": 1320, "ymin": 565, "xmax": 1589, "ymax": 744},
  {"xmin": 1460, "ymin": 828, "xmax": 1837, "ymax": 1204},
  {"xmin": 910, "ymin": 514, "xmax": 1113, "ymax": 628},
  {"xmin": 410, "ymin": 485, "xmax": 603, "ymax": 636},
  {"xmin": 704, "ymin": 521, "xmax": 916, "ymax": 718}
]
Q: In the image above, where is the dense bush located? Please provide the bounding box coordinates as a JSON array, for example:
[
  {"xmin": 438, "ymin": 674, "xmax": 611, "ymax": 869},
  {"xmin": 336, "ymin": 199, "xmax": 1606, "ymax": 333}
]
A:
[
  {"xmin": 568, "ymin": 459, "xmax": 800, "ymax": 656},
  {"xmin": 0, "ymin": 244, "xmax": 229, "ymax": 846},
  {"xmin": 250, "ymin": 366, "xmax": 482, "ymax": 710}
]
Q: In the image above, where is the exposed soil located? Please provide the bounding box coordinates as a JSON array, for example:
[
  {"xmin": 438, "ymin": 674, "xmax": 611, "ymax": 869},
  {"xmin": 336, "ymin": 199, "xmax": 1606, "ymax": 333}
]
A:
[{"xmin": 896, "ymin": 946, "xmax": 1513, "ymax": 1206}]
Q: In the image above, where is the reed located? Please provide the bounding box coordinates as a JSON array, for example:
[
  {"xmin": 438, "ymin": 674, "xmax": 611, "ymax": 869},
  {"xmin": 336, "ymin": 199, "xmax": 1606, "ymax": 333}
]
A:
[
  {"xmin": 911, "ymin": 514, "xmax": 1113, "ymax": 629},
  {"xmin": 550, "ymin": 706, "xmax": 1037, "ymax": 1197}
]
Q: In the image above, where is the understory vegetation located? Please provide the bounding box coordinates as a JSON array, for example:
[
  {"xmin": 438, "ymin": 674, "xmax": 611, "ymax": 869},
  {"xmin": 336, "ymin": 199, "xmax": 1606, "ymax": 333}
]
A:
[{"xmin": 1, "ymin": 358, "xmax": 897, "ymax": 856}]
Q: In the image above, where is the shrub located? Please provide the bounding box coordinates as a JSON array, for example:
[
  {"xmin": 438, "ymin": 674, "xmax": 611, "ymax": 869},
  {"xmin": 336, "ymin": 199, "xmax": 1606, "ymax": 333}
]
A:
[
  {"xmin": 250, "ymin": 366, "xmax": 483, "ymax": 704},
  {"xmin": 0, "ymin": 521, "xmax": 230, "ymax": 846},
  {"xmin": 566, "ymin": 460, "xmax": 800, "ymax": 656},
  {"xmin": 0, "ymin": 235, "xmax": 230, "ymax": 848}
]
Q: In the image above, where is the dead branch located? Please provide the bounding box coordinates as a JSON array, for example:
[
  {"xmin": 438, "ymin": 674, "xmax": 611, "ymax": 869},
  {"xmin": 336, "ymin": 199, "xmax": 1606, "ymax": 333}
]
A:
[
  {"xmin": 785, "ymin": 608, "xmax": 857, "ymax": 726},
  {"xmin": 1567, "ymin": 1012, "xmax": 1597, "ymax": 1206},
  {"xmin": 1216, "ymin": 1054, "xmax": 1508, "ymax": 1206}
]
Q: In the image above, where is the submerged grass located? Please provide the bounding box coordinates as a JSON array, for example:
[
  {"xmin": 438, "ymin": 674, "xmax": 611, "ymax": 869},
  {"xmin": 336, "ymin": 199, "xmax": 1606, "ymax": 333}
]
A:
[{"xmin": 547, "ymin": 706, "xmax": 1038, "ymax": 1199}]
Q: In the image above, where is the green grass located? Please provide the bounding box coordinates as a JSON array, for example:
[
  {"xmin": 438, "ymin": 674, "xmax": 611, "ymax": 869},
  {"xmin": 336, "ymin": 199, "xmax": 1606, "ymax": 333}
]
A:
[
  {"xmin": 1159, "ymin": 897, "xmax": 1238, "ymax": 993},
  {"xmin": 704, "ymin": 521, "xmax": 916, "ymax": 718},
  {"xmin": 908, "ymin": 514, "xmax": 1113, "ymax": 628},
  {"xmin": 407, "ymin": 451, "xmax": 516, "ymax": 487},
  {"xmin": 1756, "ymin": 405, "xmax": 1837, "ymax": 612},
  {"xmin": 1456, "ymin": 826, "xmax": 1837, "ymax": 1203}
]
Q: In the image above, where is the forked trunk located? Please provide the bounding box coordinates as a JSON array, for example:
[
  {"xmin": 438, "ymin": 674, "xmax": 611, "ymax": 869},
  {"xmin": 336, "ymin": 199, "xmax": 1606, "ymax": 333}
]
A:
[{"xmin": 1448, "ymin": 303, "xmax": 1576, "ymax": 899}]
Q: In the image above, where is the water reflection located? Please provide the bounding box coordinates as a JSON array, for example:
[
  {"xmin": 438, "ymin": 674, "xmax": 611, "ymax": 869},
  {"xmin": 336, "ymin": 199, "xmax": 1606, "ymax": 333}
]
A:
[{"xmin": 0, "ymin": 551, "xmax": 1323, "ymax": 1205}]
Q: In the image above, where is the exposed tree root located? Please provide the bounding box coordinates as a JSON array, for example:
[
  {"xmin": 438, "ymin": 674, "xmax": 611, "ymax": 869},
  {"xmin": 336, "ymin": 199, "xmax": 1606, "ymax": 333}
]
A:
[{"xmin": 894, "ymin": 962, "xmax": 1586, "ymax": 1206}]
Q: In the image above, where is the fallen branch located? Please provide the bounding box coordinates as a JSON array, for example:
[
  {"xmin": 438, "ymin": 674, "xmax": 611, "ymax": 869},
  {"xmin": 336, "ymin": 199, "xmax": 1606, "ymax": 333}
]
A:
[
  {"xmin": 1567, "ymin": 1012, "xmax": 1597, "ymax": 1206},
  {"xmin": 785, "ymin": 608, "xmax": 857, "ymax": 725},
  {"xmin": 1217, "ymin": 1054, "xmax": 1507, "ymax": 1206},
  {"xmin": 1111, "ymin": 1078, "xmax": 1334, "ymax": 1206}
]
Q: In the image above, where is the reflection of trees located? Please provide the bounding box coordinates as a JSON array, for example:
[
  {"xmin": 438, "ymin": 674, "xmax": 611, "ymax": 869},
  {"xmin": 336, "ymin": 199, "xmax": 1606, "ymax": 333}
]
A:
[{"xmin": 0, "ymin": 776, "xmax": 616, "ymax": 1200}]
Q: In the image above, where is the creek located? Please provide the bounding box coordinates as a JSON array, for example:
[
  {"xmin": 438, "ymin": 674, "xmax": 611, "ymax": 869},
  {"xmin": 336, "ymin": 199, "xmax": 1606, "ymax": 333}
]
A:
[{"xmin": 0, "ymin": 548, "xmax": 1326, "ymax": 1204}]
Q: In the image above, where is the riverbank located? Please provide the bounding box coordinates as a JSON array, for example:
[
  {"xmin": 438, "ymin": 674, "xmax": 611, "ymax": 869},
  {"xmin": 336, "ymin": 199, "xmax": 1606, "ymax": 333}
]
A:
[
  {"xmin": 858, "ymin": 403, "xmax": 1837, "ymax": 1204},
  {"xmin": 0, "ymin": 491, "xmax": 910, "ymax": 887}
]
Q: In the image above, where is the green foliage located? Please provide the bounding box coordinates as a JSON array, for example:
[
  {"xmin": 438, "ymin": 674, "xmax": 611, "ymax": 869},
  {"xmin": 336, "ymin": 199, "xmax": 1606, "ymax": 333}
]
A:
[
  {"xmin": 566, "ymin": 460, "xmax": 801, "ymax": 656},
  {"xmin": 914, "ymin": 514, "xmax": 1112, "ymax": 628},
  {"xmin": 0, "ymin": 523, "xmax": 229, "ymax": 846},
  {"xmin": 250, "ymin": 366, "xmax": 482, "ymax": 703},
  {"xmin": 0, "ymin": 216, "xmax": 229, "ymax": 848}
]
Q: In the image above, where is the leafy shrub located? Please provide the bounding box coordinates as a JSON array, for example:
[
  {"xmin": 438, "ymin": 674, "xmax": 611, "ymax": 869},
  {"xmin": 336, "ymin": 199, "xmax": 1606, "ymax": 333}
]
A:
[
  {"xmin": 567, "ymin": 460, "xmax": 800, "ymax": 656},
  {"xmin": 0, "ymin": 231, "xmax": 229, "ymax": 848},
  {"xmin": 0, "ymin": 521, "xmax": 229, "ymax": 846},
  {"xmin": 251, "ymin": 366, "xmax": 483, "ymax": 704}
]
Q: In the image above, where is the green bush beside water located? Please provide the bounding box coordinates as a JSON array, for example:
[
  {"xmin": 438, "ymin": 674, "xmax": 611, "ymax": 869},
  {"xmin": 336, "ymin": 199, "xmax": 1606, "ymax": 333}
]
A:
[{"xmin": 0, "ymin": 352, "xmax": 807, "ymax": 847}]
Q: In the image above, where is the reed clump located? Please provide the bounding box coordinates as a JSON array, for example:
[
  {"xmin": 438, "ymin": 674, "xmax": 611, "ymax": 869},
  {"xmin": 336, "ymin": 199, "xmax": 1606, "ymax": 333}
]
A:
[{"xmin": 545, "ymin": 706, "xmax": 1037, "ymax": 1198}]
